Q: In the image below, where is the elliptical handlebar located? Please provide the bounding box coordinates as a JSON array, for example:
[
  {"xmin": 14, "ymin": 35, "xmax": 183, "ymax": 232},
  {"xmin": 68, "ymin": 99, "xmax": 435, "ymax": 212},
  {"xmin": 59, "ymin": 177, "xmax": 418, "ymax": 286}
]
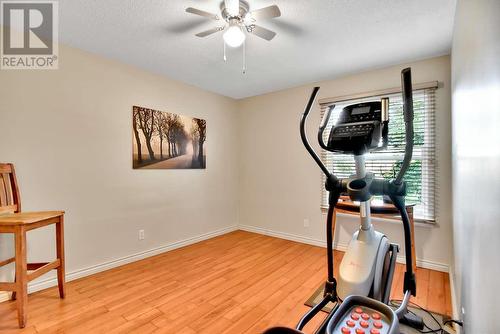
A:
[
  {"xmin": 394, "ymin": 67, "xmax": 415, "ymax": 185},
  {"xmin": 387, "ymin": 68, "xmax": 418, "ymax": 298},
  {"xmin": 318, "ymin": 104, "xmax": 334, "ymax": 151},
  {"xmin": 300, "ymin": 86, "xmax": 332, "ymax": 178}
]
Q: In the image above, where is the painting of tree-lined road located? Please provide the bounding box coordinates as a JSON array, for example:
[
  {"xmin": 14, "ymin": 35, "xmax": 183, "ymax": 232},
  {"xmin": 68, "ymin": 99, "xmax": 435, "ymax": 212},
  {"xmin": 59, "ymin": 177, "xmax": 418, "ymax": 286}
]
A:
[{"xmin": 133, "ymin": 106, "xmax": 206, "ymax": 169}]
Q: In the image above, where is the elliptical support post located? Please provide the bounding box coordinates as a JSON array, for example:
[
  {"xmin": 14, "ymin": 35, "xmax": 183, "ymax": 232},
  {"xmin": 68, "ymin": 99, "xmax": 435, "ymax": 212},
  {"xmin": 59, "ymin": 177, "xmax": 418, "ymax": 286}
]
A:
[{"xmin": 354, "ymin": 155, "xmax": 372, "ymax": 231}]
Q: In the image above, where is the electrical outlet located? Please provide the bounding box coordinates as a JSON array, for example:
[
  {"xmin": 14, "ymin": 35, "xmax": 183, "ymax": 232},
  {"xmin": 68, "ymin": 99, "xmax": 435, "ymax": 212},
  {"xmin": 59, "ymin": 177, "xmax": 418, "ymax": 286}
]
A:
[
  {"xmin": 139, "ymin": 229, "xmax": 145, "ymax": 240},
  {"xmin": 303, "ymin": 219, "xmax": 310, "ymax": 227}
]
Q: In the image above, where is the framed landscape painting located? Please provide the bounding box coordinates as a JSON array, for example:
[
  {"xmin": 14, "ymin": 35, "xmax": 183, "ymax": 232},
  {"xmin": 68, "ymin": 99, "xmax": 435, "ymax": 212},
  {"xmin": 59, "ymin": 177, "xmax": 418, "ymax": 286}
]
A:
[{"xmin": 132, "ymin": 106, "xmax": 206, "ymax": 169}]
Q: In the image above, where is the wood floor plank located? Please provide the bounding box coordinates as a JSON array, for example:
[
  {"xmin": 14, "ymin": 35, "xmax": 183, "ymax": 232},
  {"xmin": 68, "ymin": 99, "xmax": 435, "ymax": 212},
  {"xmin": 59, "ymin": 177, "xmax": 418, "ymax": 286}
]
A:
[
  {"xmin": 389, "ymin": 263, "xmax": 405, "ymax": 301},
  {"xmin": 443, "ymin": 272, "xmax": 453, "ymax": 316},
  {"xmin": 413, "ymin": 267, "xmax": 431, "ymax": 310},
  {"xmin": 0, "ymin": 231, "xmax": 451, "ymax": 333},
  {"xmin": 427, "ymin": 270, "xmax": 446, "ymax": 314}
]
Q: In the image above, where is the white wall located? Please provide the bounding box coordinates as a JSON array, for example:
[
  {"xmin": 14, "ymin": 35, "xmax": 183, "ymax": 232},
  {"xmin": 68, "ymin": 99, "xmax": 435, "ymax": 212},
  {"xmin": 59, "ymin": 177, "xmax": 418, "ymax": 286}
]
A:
[
  {"xmin": 237, "ymin": 56, "xmax": 453, "ymax": 271},
  {"xmin": 451, "ymin": 0, "xmax": 500, "ymax": 332},
  {"xmin": 0, "ymin": 45, "xmax": 239, "ymax": 291}
]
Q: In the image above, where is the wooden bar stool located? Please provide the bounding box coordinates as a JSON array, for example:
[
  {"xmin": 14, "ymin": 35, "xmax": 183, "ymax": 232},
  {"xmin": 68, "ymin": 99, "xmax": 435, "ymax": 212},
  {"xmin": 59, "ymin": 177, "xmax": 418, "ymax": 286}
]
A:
[{"xmin": 0, "ymin": 163, "xmax": 65, "ymax": 328}]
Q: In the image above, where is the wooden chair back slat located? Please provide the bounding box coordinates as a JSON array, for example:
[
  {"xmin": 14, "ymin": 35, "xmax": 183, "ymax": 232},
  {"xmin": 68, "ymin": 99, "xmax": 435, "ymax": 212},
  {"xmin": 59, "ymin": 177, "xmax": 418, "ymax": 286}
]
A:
[
  {"xmin": 0, "ymin": 163, "xmax": 21, "ymax": 214},
  {"xmin": 0, "ymin": 176, "xmax": 6, "ymax": 206},
  {"xmin": 1, "ymin": 173, "xmax": 14, "ymax": 205}
]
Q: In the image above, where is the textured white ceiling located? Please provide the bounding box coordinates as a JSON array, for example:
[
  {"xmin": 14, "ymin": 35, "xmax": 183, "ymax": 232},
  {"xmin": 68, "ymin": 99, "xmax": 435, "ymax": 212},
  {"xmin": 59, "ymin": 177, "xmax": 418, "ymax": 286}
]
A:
[{"xmin": 59, "ymin": 0, "xmax": 456, "ymax": 99}]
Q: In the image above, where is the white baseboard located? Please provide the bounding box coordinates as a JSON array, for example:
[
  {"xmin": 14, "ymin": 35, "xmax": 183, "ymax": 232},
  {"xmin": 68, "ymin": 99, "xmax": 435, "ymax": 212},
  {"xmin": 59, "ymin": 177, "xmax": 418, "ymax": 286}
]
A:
[
  {"xmin": 0, "ymin": 225, "xmax": 238, "ymax": 303},
  {"xmin": 238, "ymin": 224, "xmax": 450, "ymax": 273},
  {"xmin": 239, "ymin": 224, "xmax": 327, "ymax": 248},
  {"xmin": 0, "ymin": 291, "xmax": 9, "ymax": 303}
]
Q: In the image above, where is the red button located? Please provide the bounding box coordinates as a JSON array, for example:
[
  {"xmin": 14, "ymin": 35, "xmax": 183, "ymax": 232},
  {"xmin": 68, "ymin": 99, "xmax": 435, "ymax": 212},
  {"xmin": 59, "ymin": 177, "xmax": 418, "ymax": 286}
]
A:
[
  {"xmin": 370, "ymin": 329, "xmax": 380, "ymax": 334},
  {"xmin": 373, "ymin": 321, "xmax": 383, "ymax": 329},
  {"xmin": 346, "ymin": 320, "xmax": 356, "ymax": 327},
  {"xmin": 360, "ymin": 320, "xmax": 369, "ymax": 328},
  {"xmin": 371, "ymin": 313, "xmax": 381, "ymax": 320},
  {"xmin": 361, "ymin": 313, "xmax": 370, "ymax": 320},
  {"xmin": 355, "ymin": 307, "xmax": 363, "ymax": 314},
  {"xmin": 341, "ymin": 327, "xmax": 351, "ymax": 334},
  {"xmin": 355, "ymin": 329, "xmax": 365, "ymax": 334},
  {"xmin": 351, "ymin": 313, "xmax": 360, "ymax": 320}
]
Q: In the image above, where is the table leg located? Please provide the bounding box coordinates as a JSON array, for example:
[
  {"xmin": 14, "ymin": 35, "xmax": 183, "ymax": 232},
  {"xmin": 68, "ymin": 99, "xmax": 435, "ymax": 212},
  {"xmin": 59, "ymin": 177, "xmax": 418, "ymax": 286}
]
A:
[
  {"xmin": 15, "ymin": 226, "xmax": 27, "ymax": 328},
  {"xmin": 56, "ymin": 216, "xmax": 66, "ymax": 299},
  {"xmin": 11, "ymin": 272, "xmax": 16, "ymax": 300}
]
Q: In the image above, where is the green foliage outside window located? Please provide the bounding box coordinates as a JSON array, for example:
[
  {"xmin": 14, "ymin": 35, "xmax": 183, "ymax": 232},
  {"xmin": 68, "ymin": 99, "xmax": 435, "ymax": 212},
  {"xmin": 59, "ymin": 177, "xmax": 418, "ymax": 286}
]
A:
[{"xmin": 384, "ymin": 100, "xmax": 425, "ymax": 204}]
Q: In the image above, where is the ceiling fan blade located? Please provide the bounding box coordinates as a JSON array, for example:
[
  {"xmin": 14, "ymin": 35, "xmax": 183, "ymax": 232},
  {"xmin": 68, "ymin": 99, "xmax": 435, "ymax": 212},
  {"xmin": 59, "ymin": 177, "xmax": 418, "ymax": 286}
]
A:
[
  {"xmin": 186, "ymin": 7, "xmax": 219, "ymax": 20},
  {"xmin": 248, "ymin": 25, "xmax": 277, "ymax": 41},
  {"xmin": 249, "ymin": 5, "xmax": 281, "ymax": 20},
  {"xmin": 167, "ymin": 21, "xmax": 206, "ymax": 34},
  {"xmin": 225, "ymin": 0, "xmax": 240, "ymax": 16},
  {"xmin": 195, "ymin": 26, "xmax": 224, "ymax": 37}
]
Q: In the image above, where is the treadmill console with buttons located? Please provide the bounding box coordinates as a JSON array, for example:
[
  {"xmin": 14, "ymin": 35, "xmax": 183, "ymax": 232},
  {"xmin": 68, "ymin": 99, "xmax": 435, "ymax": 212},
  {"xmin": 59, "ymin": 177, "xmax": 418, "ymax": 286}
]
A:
[{"xmin": 326, "ymin": 101, "xmax": 389, "ymax": 155}]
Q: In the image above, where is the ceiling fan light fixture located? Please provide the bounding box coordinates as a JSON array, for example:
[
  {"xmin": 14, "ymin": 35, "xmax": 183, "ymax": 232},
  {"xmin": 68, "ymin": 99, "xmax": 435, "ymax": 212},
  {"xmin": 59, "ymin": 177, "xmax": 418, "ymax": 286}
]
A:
[
  {"xmin": 223, "ymin": 24, "xmax": 246, "ymax": 48},
  {"xmin": 186, "ymin": 0, "xmax": 280, "ymax": 72}
]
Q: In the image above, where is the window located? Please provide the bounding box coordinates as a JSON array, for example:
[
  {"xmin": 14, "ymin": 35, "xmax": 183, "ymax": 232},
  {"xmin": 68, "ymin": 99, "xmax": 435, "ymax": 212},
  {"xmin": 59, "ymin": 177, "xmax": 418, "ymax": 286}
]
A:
[{"xmin": 320, "ymin": 87, "xmax": 437, "ymax": 222}]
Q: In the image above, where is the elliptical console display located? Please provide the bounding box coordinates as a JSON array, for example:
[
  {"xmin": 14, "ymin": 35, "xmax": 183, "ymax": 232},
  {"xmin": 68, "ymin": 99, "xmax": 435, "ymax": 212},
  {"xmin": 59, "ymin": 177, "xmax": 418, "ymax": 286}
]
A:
[{"xmin": 323, "ymin": 100, "xmax": 389, "ymax": 154}]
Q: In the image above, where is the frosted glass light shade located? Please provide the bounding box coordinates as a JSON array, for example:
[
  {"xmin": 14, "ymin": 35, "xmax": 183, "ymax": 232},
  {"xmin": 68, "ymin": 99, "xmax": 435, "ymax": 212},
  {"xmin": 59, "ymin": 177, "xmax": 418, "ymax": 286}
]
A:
[{"xmin": 223, "ymin": 25, "xmax": 245, "ymax": 48}]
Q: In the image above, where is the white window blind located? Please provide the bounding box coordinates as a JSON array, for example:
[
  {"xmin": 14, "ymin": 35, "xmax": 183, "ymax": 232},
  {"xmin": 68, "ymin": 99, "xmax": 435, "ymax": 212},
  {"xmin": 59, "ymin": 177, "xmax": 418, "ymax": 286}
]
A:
[{"xmin": 320, "ymin": 88, "xmax": 437, "ymax": 222}]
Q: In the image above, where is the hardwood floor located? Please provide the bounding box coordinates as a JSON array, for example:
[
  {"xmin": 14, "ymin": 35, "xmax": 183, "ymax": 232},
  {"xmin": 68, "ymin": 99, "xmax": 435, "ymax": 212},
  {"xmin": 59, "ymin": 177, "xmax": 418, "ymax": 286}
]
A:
[{"xmin": 0, "ymin": 231, "xmax": 452, "ymax": 333}]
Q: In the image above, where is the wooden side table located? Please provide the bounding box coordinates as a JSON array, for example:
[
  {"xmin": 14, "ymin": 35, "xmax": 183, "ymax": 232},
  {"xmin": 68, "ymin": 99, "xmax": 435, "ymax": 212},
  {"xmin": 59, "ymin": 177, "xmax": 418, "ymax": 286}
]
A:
[
  {"xmin": 0, "ymin": 163, "xmax": 66, "ymax": 328},
  {"xmin": 333, "ymin": 196, "xmax": 417, "ymax": 272}
]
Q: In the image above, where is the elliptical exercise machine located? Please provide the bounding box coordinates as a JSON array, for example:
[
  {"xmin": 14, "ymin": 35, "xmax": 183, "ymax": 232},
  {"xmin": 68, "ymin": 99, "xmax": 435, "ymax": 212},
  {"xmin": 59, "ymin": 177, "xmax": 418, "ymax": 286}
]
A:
[{"xmin": 264, "ymin": 68, "xmax": 420, "ymax": 334}]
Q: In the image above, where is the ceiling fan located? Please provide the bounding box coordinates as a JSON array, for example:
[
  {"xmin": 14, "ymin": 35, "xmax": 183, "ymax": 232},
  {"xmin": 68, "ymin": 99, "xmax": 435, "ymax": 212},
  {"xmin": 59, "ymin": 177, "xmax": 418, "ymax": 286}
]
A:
[{"xmin": 185, "ymin": 0, "xmax": 281, "ymax": 72}]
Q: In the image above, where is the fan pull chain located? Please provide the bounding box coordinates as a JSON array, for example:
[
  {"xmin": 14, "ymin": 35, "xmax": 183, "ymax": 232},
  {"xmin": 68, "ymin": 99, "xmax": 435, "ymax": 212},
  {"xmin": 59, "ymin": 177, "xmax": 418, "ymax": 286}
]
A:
[
  {"xmin": 223, "ymin": 41, "xmax": 227, "ymax": 62},
  {"xmin": 242, "ymin": 38, "xmax": 246, "ymax": 74}
]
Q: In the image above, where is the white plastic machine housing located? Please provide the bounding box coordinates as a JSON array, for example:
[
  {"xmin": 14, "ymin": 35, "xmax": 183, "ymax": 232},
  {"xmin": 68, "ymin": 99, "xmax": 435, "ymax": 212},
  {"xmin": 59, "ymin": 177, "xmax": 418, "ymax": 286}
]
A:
[
  {"xmin": 337, "ymin": 155, "xmax": 390, "ymax": 301},
  {"xmin": 337, "ymin": 228, "xmax": 389, "ymax": 300}
]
